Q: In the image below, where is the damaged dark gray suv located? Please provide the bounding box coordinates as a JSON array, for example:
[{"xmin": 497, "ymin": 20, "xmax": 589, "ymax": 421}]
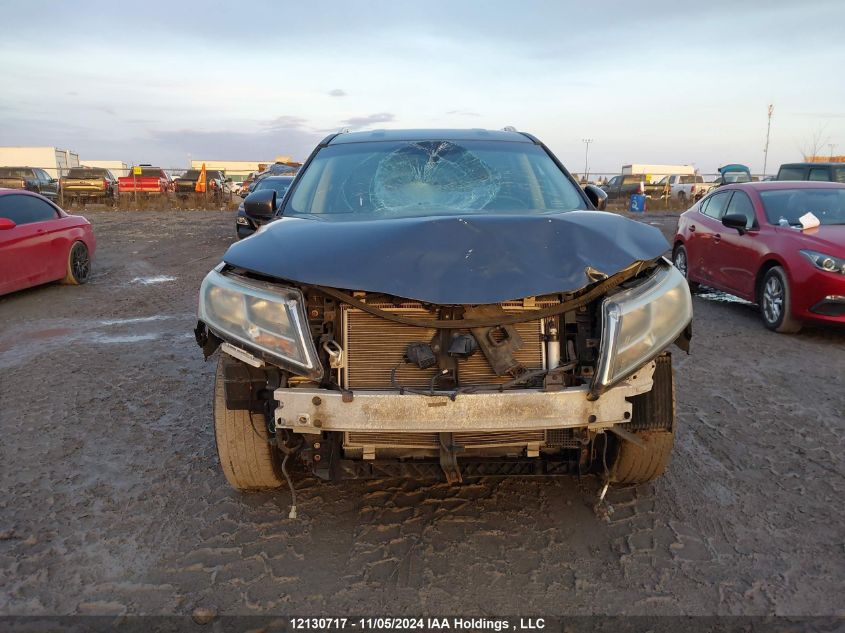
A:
[{"xmin": 195, "ymin": 129, "xmax": 692, "ymax": 501}]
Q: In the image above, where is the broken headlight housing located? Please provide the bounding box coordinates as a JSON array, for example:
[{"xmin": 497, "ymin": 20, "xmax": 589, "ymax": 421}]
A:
[
  {"xmin": 593, "ymin": 263, "xmax": 692, "ymax": 394},
  {"xmin": 198, "ymin": 267, "xmax": 322, "ymax": 379}
]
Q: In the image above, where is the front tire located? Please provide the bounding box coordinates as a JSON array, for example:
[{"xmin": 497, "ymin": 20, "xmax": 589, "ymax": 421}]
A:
[
  {"xmin": 213, "ymin": 356, "xmax": 284, "ymax": 491},
  {"xmin": 672, "ymin": 244, "xmax": 699, "ymax": 292},
  {"xmin": 611, "ymin": 354, "xmax": 676, "ymax": 484},
  {"xmin": 63, "ymin": 241, "xmax": 91, "ymax": 285},
  {"xmin": 759, "ymin": 266, "xmax": 801, "ymax": 333}
]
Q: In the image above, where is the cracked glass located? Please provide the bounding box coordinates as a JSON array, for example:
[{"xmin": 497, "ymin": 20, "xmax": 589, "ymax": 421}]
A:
[{"xmin": 286, "ymin": 140, "xmax": 584, "ymax": 219}]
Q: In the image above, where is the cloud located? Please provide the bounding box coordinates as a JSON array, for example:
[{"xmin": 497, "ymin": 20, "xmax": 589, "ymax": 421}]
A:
[
  {"xmin": 791, "ymin": 112, "xmax": 845, "ymax": 120},
  {"xmin": 144, "ymin": 127, "xmax": 322, "ymax": 164},
  {"xmin": 446, "ymin": 110, "xmax": 481, "ymax": 117},
  {"xmin": 341, "ymin": 112, "xmax": 395, "ymax": 128},
  {"xmin": 328, "ymin": 88, "xmax": 347, "ymax": 97},
  {"xmin": 264, "ymin": 115, "xmax": 310, "ymax": 130}
]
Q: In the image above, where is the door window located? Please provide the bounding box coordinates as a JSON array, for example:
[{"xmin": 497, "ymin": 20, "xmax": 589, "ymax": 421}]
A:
[
  {"xmin": 808, "ymin": 168, "xmax": 830, "ymax": 181},
  {"xmin": 0, "ymin": 195, "xmax": 59, "ymax": 225},
  {"xmin": 701, "ymin": 191, "xmax": 732, "ymax": 219},
  {"xmin": 724, "ymin": 191, "xmax": 756, "ymax": 228}
]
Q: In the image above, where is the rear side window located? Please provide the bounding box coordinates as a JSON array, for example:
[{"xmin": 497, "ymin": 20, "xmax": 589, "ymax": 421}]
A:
[
  {"xmin": 724, "ymin": 191, "xmax": 756, "ymax": 228},
  {"xmin": 808, "ymin": 168, "xmax": 830, "ymax": 181},
  {"xmin": 778, "ymin": 167, "xmax": 805, "ymax": 180},
  {"xmin": 701, "ymin": 191, "xmax": 732, "ymax": 219},
  {"xmin": 0, "ymin": 194, "xmax": 59, "ymax": 225}
]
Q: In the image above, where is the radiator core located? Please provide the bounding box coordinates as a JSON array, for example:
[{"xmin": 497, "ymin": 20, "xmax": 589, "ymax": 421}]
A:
[{"xmin": 340, "ymin": 301, "xmax": 548, "ymax": 390}]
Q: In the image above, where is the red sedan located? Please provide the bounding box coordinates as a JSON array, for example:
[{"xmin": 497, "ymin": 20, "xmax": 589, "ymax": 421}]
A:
[
  {"xmin": 673, "ymin": 182, "xmax": 845, "ymax": 333},
  {"xmin": 0, "ymin": 189, "xmax": 96, "ymax": 296}
]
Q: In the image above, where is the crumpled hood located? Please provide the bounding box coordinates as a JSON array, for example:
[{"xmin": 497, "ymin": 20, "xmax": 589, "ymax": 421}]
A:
[{"xmin": 223, "ymin": 211, "xmax": 669, "ymax": 304}]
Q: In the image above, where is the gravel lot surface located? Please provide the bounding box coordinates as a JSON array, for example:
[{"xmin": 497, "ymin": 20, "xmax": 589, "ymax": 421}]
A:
[{"xmin": 1, "ymin": 209, "xmax": 843, "ymax": 617}]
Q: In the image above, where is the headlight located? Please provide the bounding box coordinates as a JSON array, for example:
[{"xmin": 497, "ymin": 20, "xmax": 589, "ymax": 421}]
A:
[
  {"xmin": 198, "ymin": 267, "xmax": 322, "ymax": 378},
  {"xmin": 593, "ymin": 264, "xmax": 692, "ymax": 393},
  {"xmin": 801, "ymin": 249, "xmax": 845, "ymax": 275}
]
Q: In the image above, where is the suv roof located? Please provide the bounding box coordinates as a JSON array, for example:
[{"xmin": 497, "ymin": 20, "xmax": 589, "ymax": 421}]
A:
[
  {"xmin": 327, "ymin": 128, "xmax": 535, "ymax": 145},
  {"xmin": 779, "ymin": 162, "xmax": 842, "ymax": 168}
]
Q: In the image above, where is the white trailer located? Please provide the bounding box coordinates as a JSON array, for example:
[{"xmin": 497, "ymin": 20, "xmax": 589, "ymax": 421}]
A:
[
  {"xmin": 0, "ymin": 146, "xmax": 80, "ymax": 179},
  {"xmin": 621, "ymin": 164, "xmax": 695, "ymax": 183}
]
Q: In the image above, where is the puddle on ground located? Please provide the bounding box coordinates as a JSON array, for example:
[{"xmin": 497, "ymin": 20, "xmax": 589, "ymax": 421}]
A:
[
  {"xmin": 696, "ymin": 289, "xmax": 753, "ymax": 306},
  {"xmin": 130, "ymin": 276, "xmax": 176, "ymax": 285},
  {"xmin": 0, "ymin": 327, "xmax": 75, "ymax": 354},
  {"xmin": 91, "ymin": 333, "xmax": 161, "ymax": 344},
  {"xmin": 99, "ymin": 315, "xmax": 173, "ymax": 326}
]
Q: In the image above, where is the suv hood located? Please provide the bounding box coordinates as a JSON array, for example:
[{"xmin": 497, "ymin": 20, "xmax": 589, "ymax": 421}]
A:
[{"xmin": 222, "ymin": 211, "xmax": 669, "ymax": 304}]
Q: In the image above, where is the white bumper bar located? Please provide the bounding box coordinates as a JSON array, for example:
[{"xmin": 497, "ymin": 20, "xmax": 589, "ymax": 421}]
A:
[{"xmin": 274, "ymin": 362, "xmax": 654, "ymax": 435}]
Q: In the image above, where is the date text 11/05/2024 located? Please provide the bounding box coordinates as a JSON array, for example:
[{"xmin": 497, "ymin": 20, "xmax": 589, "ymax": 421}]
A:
[{"xmin": 290, "ymin": 617, "xmax": 545, "ymax": 630}]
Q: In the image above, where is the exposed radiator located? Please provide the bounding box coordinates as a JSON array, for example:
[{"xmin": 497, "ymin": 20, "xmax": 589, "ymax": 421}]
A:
[
  {"xmin": 340, "ymin": 301, "xmax": 549, "ymax": 390},
  {"xmin": 346, "ymin": 430, "xmax": 545, "ymax": 449}
]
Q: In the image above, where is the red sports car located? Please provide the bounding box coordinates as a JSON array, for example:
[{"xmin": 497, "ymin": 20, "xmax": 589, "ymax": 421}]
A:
[
  {"xmin": 0, "ymin": 189, "xmax": 96, "ymax": 296},
  {"xmin": 673, "ymin": 181, "xmax": 845, "ymax": 333}
]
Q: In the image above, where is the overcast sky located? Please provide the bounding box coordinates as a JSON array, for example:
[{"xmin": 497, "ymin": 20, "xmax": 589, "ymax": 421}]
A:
[{"xmin": 1, "ymin": 0, "xmax": 843, "ymax": 174}]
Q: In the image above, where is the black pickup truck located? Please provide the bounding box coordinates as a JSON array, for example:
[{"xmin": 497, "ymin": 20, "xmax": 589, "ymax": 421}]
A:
[
  {"xmin": 0, "ymin": 166, "xmax": 60, "ymax": 202},
  {"xmin": 600, "ymin": 174, "xmax": 666, "ymax": 200},
  {"xmin": 175, "ymin": 169, "xmax": 232, "ymax": 201}
]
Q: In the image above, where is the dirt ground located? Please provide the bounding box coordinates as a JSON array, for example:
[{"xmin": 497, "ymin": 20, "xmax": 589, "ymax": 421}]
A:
[{"xmin": 0, "ymin": 208, "xmax": 843, "ymax": 618}]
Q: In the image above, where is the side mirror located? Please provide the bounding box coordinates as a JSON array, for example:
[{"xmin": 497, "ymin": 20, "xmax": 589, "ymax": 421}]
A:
[
  {"xmin": 583, "ymin": 184, "xmax": 608, "ymax": 211},
  {"xmin": 0, "ymin": 218, "xmax": 17, "ymax": 230},
  {"xmin": 722, "ymin": 213, "xmax": 748, "ymax": 234},
  {"xmin": 243, "ymin": 189, "xmax": 277, "ymax": 223}
]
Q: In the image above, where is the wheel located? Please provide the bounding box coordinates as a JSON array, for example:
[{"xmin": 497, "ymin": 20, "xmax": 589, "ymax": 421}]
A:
[
  {"xmin": 672, "ymin": 244, "xmax": 699, "ymax": 292},
  {"xmin": 63, "ymin": 241, "xmax": 91, "ymax": 285},
  {"xmin": 213, "ymin": 356, "xmax": 284, "ymax": 491},
  {"xmin": 611, "ymin": 355, "xmax": 676, "ymax": 484},
  {"xmin": 759, "ymin": 266, "xmax": 802, "ymax": 333}
]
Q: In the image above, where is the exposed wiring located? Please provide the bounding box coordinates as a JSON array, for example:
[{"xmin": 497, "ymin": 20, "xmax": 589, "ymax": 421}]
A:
[{"xmin": 279, "ymin": 437, "xmax": 303, "ymax": 520}]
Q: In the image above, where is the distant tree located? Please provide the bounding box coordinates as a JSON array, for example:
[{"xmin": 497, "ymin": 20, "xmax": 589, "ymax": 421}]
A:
[{"xmin": 799, "ymin": 123, "xmax": 830, "ymax": 161}]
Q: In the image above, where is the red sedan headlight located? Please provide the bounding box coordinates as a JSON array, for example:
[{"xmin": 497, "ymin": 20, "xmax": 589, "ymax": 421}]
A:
[{"xmin": 801, "ymin": 250, "xmax": 845, "ymax": 275}]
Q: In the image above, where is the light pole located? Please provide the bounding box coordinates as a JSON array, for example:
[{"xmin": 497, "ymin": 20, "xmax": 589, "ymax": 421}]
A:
[
  {"xmin": 829, "ymin": 144, "xmax": 837, "ymax": 160},
  {"xmin": 582, "ymin": 138, "xmax": 594, "ymax": 183},
  {"xmin": 762, "ymin": 104, "xmax": 773, "ymax": 176}
]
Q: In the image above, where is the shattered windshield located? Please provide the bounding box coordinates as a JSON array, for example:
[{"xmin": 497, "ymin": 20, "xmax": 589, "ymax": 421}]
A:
[{"xmin": 285, "ymin": 140, "xmax": 584, "ymax": 219}]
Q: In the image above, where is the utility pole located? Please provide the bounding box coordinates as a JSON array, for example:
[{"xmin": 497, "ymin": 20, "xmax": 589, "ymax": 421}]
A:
[
  {"xmin": 762, "ymin": 104, "xmax": 773, "ymax": 176},
  {"xmin": 582, "ymin": 138, "xmax": 594, "ymax": 183}
]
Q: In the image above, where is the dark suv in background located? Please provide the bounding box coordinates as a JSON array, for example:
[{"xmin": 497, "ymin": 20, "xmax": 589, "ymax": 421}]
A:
[
  {"xmin": 776, "ymin": 162, "xmax": 845, "ymax": 183},
  {"xmin": 0, "ymin": 167, "xmax": 60, "ymax": 201}
]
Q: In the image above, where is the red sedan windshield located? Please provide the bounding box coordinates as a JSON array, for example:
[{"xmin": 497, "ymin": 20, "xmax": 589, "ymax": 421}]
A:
[{"xmin": 759, "ymin": 188, "xmax": 845, "ymax": 226}]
